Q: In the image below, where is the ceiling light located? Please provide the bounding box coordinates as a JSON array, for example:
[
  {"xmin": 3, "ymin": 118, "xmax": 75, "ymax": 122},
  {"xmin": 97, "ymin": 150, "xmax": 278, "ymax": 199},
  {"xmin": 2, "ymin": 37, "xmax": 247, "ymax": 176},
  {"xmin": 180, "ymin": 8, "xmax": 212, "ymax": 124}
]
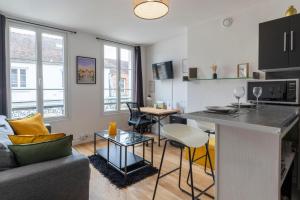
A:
[{"xmin": 133, "ymin": 0, "xmax": 169, "ymax": 20}]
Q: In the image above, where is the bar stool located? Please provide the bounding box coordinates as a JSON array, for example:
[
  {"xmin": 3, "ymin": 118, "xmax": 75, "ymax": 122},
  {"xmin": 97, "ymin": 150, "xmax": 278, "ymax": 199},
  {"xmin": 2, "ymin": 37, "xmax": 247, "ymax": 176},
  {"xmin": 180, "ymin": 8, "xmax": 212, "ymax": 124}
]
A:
[
  {"xmin": 152, "ymin": 124, "xmax": 215, "ymax": 200},
  {"xmin": 188, "ymin": 120, "xmax": 215, "ymax": 176}
]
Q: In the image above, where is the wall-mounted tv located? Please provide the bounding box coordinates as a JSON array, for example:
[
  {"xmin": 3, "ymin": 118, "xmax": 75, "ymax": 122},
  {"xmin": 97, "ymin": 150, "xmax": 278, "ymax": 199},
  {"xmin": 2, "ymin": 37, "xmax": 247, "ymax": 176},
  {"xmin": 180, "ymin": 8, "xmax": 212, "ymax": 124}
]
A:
[{"xmin": 152, "ymin": 61, "xmax": 174, "ymax": 80}]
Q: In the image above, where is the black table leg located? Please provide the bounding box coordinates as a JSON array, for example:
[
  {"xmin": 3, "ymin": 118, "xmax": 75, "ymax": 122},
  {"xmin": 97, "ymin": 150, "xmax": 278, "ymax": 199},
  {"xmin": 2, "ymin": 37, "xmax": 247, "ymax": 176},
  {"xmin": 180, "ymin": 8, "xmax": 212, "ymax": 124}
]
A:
[
  {"xmin": 143, "ymin": 142, "xmax": 145, "ymax": 161},
  {"xmin": 133, "ymin": 145, "xmax": 135, "ymax": 154},
  {"xmin": 151, "ymin": 139, "xmax": 154, "ymax": 165},
  {"xmin": 158, "ymin": 116, "xmax": 161, "ymax": 146},
  {"xmin": 119, "ymin": 145, "xmax": 122, "ymax": 169},
  {"xmin": 125, "ymin": 146, "xmax": 127, "ymax": 178},
  {"xmin": 107, "ymin": 140, "xmax": 110, "ymax": 164},
  {"xmin": 94, "ymin": 133, "xmax": 96, "ymax": 155}
]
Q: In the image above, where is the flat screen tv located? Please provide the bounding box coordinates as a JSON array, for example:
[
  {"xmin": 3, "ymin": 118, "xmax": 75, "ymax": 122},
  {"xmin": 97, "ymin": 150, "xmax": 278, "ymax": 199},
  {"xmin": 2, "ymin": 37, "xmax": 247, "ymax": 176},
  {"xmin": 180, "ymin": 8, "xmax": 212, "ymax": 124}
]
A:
[{"xmin": 152, "ymin": 61, "xmax": 174, "ymax": 80}]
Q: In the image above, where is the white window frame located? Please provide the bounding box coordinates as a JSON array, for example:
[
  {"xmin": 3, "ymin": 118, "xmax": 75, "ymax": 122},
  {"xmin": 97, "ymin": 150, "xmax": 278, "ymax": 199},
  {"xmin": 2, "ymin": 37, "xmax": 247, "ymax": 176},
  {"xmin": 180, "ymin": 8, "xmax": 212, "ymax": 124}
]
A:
[
  {"xmin": 103, "ymin": 42, "xmax": 135, "ymax": 113},
  {"xmin": 6, "ymin": 21, "xmax": 68, "ymax": 120},
  {"xmin": 10, "ymin": 67, "xmax": 28, "ymax": 88}
]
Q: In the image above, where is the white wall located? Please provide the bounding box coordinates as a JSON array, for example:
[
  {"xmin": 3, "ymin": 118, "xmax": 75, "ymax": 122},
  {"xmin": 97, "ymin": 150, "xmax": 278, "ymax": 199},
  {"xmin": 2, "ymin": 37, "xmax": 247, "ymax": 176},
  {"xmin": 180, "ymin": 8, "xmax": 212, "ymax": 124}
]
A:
[
  {"xmin": 146, "ymin": 0, "xmax": 300, "ymax": 114},
  {"xmin": 145, "ymin": 33, "xmax": 188, "ymax": 111},
  {"xmin": 47, "ymin": 32, "xmax": 138, "ymax": 144},
  {"xmin": 186, "ymin": 0, "xmax": 300, "ymax": 112}
]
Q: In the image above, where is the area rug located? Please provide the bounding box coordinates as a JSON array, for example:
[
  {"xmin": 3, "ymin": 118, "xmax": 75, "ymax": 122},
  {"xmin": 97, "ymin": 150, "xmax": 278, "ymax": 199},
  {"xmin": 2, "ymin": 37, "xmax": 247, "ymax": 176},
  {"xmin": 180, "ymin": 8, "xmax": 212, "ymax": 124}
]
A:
[{"xmin": 89, "ymin": 155, "xmax": 158, "ymax": 189}]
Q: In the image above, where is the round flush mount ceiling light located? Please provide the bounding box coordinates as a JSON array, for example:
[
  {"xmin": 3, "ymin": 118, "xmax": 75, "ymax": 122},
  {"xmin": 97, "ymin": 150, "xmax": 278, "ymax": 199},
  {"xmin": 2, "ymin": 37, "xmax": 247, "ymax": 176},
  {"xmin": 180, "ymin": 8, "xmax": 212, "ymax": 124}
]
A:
[{"xmin": 133, "ymin": 0, "xmax": 169, "ymax": 20}]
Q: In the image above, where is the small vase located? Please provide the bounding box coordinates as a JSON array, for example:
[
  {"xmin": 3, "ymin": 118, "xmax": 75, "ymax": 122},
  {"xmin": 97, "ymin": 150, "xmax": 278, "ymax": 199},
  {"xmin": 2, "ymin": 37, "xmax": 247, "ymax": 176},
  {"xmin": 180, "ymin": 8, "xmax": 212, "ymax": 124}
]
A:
[
  {"xmin": 285, "ymin": 5, "xmax": 297, "ymax": 16},
  {"xmin": 213, "ymin": 73, "xmax": 218, "ymax": 79}
]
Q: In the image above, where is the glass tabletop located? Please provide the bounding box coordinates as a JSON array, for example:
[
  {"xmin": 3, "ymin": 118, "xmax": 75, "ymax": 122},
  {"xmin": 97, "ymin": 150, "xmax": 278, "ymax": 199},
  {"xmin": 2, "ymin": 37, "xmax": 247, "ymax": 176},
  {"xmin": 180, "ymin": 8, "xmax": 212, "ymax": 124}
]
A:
[{"xmin": 95, "ymin": 129, "xmax": 152, "ymax": 146}]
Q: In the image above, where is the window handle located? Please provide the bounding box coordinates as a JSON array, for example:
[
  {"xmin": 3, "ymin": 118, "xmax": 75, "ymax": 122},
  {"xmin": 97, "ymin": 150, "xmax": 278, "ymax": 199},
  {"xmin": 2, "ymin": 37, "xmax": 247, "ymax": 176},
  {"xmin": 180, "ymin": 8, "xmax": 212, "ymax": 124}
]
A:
[{"xmin": 38, "ymin": 78, "xmax": 42, "ymax": 86}]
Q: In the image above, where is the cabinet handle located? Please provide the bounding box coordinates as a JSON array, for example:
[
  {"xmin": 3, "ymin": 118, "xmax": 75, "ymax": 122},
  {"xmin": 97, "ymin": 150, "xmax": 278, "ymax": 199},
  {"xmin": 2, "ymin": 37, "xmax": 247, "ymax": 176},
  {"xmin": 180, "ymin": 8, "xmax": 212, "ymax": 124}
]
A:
[
  {"xmin": 291, "ymin": 31, "xmax": 294, "ymax": 51},
  {"xmin": 284, "ymin": 32, "xmax": 287, "ymax": 52}
]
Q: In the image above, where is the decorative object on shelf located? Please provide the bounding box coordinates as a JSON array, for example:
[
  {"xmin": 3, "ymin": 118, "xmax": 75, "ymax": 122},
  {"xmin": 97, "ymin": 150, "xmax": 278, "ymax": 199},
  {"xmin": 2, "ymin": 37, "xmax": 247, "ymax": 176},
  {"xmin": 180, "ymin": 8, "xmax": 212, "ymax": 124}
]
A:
[
  {"xmin": 285, "ymin": 5, "xmax": 297, "ymax": 17},
  {"xmin": 211, "ymin": 64, "xmax": 218, "ymax": 79},
  {"xmin": 237, "ymin": 63, "xmax": 249, "ymax": 78},
  {"xmin": 133, "ymin": 0, "xmax": 169, "ymax": 20},
  {"xmin": 253, "ymin": 72, "xmax": 260, "ymax": 79},
  {"xmin": 222, "ymin": 17, "xmax": 233, "ymax": 28},
  {"xmin": 182, "ymin": 58, "xmax": 190, "ymax": 81},
  {"xmin": 189, "ymin": 68, "xmax": 198, "ymax": 79},
  {"xmin": 76, "ymin": 56, "xmax": 96, "ymax": 84}
]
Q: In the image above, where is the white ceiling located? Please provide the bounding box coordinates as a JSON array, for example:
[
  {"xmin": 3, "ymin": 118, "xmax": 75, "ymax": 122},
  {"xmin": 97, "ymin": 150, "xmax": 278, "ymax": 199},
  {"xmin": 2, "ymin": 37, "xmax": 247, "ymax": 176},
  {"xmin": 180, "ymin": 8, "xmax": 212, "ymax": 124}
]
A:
[{"xmin": 0, "ymin": 0, "xmax": 263, "ymax": 45}]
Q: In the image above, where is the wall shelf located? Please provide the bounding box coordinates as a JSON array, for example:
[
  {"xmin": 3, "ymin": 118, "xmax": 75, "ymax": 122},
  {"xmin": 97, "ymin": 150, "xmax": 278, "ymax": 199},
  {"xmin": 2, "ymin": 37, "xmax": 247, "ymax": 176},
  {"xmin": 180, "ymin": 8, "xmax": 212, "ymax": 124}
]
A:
[{"xmin": 183, "ymin": 77, "xmax": 253, "ymax": 81}]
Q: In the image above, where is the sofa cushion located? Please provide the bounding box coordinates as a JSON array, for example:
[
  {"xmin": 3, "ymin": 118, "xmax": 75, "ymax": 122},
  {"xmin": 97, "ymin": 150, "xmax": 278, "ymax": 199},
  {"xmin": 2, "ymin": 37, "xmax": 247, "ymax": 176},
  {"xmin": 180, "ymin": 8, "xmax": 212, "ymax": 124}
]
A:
[
  {"xmin": 8, "ymin": 133, "xmax": 66, "ymax": 145},
  {"xmin": 0, "ymin": 149, "xmax": 17, "ymax": 171},
  {"xmin": 0, "ymin": 115, "xmax": 17, "ymax": 171},
  {"xmin": 8, "ymin": 135, "xmax": 73, "ymax": 166},
  {"xmin": 7, "ymin": 113, "xmax": 49, "ymax": 135}
]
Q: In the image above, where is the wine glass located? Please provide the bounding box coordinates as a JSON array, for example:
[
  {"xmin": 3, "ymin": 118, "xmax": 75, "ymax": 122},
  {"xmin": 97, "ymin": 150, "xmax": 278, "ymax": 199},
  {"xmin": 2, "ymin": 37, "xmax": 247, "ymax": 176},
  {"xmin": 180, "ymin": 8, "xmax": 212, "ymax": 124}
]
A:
[
  {"xmin": 233, "ymin": 86, "xmax": 245, "ymax": 111},
  {"xmin": 253, "ymin": 87, "xmax": 262, "ymax": 109}
]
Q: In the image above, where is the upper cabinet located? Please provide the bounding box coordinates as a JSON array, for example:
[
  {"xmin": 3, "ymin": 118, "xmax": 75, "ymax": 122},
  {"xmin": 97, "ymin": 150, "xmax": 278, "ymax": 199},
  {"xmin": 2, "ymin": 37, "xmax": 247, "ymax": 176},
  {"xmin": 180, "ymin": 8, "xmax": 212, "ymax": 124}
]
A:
[
  {"xmin": 259, "ymin": 14, "xmax": 300, "ymax": 71},
  {"xmin": 289, "ymin": 14, "xmax": 300, "ymax": 68}
]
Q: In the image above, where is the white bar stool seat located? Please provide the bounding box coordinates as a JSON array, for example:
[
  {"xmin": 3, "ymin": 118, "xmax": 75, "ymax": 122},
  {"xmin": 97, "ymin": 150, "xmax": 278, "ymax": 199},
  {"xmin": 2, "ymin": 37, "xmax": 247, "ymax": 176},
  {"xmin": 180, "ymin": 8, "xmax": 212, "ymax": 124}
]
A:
[
  {"xmin": 162, "ymin": 124, "xmax": 209, "ymax": 148},
  {"xmin": 153, "ymin": 123, "xmax": 215, "ymax": 200}
]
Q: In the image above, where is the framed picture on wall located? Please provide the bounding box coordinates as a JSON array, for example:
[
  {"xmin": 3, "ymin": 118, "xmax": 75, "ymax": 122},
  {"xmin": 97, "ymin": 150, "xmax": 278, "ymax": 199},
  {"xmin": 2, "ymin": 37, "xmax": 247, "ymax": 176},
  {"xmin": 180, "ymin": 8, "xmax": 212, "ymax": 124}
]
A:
[
  {"xmin": 76, "ymin": 56, "xmax": 96, "ymax": 84},
  {"xmin": 237, "ymin": 63, "xmax": 249, "ymax": 78}
]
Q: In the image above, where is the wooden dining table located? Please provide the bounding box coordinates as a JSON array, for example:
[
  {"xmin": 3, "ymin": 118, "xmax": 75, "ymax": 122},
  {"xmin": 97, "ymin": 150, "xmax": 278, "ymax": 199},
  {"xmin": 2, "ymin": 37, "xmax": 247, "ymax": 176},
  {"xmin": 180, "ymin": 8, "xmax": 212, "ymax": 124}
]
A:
[{"xmin": 140, "ymin": 107, "xmax": 180, "ymax": 146}]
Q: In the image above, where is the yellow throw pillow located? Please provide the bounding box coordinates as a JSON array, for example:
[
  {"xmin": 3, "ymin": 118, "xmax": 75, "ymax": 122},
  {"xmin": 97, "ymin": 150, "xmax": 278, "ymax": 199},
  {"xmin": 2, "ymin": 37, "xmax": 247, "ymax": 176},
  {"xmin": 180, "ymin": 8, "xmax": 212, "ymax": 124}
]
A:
[
  {"xmin": 8, "ymin": 113, "xmax": 49, "ymax": 135},
  {"xmin": 8, "ymin": 133, "xmax": 66, "ymax": 145}
]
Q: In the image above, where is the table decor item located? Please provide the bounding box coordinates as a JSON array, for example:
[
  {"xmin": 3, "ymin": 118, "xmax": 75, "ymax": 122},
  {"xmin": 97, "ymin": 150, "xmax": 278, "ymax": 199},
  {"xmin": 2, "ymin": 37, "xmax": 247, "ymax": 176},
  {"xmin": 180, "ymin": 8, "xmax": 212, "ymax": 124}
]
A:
[
  {"xmin": 211, "ymin": 64, "xmax": 218, "ymax": 79},
  {"xmin": 233, "ymin": 86, "xmax": 245, "ymax": 111},
  {"xmin": 206, "ymin": 106, "xmax": 237, "ymax": 113},
  {"xmin": 108, "ymin": 122, "xmax": 117, "ymax": 136},
  {"xmin": 76, "ymin": 56, "xmax": 96, "ymax": 84},
  {"xmin": 237, "ymin": 63, "xmax": 249, "ymax": 78},
  {"xmin": 285, "ymin": 5, "xmax": 297, "ymax": 16},
  {"xmin": 253, "ymin": 87, "xmax": 262, "ymax": 109}
]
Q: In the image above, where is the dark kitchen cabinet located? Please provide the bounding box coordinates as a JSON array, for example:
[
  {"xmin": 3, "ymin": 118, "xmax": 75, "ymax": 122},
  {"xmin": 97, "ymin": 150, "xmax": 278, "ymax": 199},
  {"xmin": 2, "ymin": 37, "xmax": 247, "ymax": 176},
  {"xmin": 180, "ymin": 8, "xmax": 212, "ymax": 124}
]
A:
[
  {"xmin": 290, "ymin": 14, "xmax": 300, "ymax": 67},
  {"xmin": 259, "ymin": 14, "xmax": 300, "ymax": 71}
]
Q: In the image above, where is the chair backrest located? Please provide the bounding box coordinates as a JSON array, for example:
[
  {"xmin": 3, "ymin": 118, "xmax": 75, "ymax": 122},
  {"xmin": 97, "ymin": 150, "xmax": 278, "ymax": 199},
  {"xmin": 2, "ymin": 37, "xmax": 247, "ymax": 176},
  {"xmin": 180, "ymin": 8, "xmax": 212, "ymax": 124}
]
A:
[{"xmin": 126, "ymin": 102, "xmax": 142, "ymax": 120}]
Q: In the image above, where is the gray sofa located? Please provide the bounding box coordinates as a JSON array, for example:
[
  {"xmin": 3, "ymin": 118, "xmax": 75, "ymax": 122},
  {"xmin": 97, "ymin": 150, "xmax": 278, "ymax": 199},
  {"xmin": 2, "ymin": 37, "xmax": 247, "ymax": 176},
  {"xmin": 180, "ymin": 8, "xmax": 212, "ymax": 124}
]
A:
[{"xmin": 0, "ymin": 115, "xmax": 91, "ymax": 200}]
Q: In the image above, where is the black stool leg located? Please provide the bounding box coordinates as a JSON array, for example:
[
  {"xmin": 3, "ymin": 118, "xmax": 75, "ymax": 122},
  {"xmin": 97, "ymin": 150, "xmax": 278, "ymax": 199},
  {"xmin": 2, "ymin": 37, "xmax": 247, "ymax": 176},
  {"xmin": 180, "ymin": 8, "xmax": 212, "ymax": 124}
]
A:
[
  {"xmin": 188, "ymin": 147, "xmax": 195, "ymax": 200},
  {"xmin": 152, "ymin": 140, "xmax": 169, "ymax": 200},
  {"xmin": 178, "ymin": 146, "xmax": 183, "ymax": 189},
  {"xmin": 186, "ymin": 148, "xmax": 196, "ymax": 185},
  {"xmin": 205, "ymin": 143, "xmax": 215, "ymax": 181},
  {"xmin": 186, "ymin": 144, "xmax": 215, "ymax": 199}
]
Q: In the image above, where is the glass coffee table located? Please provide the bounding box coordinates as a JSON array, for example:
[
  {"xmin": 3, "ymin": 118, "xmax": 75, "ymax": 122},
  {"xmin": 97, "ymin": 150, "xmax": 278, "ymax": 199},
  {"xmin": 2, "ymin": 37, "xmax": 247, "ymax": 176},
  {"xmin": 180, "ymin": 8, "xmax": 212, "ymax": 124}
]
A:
[{"xmin": 94, "ymin": 129, "xmax": 154, "ymax": 177}]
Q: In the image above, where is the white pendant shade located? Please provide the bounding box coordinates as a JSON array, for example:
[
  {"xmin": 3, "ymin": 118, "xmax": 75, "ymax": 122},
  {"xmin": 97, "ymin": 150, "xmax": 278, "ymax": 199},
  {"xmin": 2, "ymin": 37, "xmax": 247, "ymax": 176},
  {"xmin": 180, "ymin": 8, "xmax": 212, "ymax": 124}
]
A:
[{"xmin": 133, "ymin": 0, "xmax": 169, "ymax": 20}]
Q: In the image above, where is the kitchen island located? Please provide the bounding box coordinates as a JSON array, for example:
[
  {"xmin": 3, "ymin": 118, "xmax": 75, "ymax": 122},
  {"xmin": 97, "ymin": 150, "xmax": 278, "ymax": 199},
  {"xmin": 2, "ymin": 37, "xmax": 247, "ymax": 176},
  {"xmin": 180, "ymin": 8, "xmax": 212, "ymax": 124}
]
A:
[{"xmin": 182, "ymin": 105, "xmax": 299, "ymax": 200}]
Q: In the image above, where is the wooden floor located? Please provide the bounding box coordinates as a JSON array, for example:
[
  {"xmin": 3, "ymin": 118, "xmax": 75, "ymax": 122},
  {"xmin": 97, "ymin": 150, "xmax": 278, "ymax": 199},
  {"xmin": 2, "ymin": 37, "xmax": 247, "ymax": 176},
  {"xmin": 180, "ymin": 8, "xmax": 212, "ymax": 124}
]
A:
[{"xmin": 75, "ymin": 136, "xmax": 215, "ymax": 200}]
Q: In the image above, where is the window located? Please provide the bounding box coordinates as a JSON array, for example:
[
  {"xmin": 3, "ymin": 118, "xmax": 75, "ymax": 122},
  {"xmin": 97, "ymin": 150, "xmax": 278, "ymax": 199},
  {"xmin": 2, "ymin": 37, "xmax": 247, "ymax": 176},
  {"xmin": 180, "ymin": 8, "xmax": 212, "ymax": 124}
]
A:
[
  {"xmin": 8, "ymin": 24, "xmax": 67, "ymax": 119},
  {"xmin": 11, "ymin": 69, "xmax": 18, "ymax": 88},
  {"xmin": 10, "ymin": 68, "xmax": 27, "ymax": 88},
  {"xmin": 104, "ymin": 44, "xmax": 134, "ymax": 112},
  {"xmin": 20, "ymin": 69, "xmax": 26, "ymax": 87}
]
